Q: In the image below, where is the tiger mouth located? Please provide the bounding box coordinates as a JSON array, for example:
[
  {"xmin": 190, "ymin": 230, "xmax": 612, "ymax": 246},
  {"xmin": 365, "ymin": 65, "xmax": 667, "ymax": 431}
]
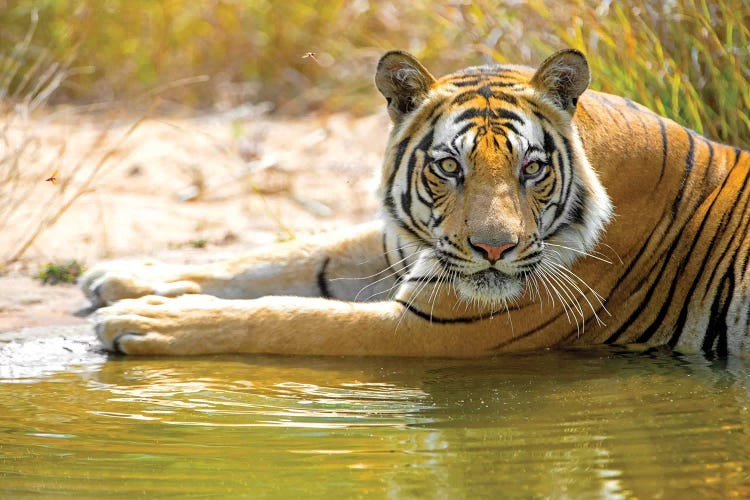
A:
[
  {"xmin": 454, "ymin": 268, "xmax": 526, "ymax": 304},
  {"xmin": 467, "ymin": 268, "xmax": 515, "ymax": 285}
]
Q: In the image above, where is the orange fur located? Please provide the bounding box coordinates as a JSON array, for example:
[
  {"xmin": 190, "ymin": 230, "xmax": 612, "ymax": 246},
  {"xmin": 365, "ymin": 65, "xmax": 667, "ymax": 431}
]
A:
[{"xmin": 84, "ymin": 50, "xmax": 749, "ymax": 357}]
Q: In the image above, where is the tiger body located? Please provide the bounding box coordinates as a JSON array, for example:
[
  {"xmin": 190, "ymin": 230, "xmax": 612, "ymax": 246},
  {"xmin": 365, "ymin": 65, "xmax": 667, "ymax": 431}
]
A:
[{"xmin": 85, "ymin": 50, "xmax": 750, "ymax": 356}]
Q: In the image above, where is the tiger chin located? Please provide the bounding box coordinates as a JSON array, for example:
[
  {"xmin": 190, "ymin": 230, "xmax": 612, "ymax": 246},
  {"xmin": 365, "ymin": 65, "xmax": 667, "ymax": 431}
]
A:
[{"xmin": 83, "ymin": 48, "xmax": 748, "ymax": 358}]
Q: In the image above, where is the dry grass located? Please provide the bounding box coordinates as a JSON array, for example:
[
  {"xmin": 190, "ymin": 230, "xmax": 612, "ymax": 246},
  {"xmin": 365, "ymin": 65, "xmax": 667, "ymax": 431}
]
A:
[
  {"xmin": 0, "ymin": 1, "xmax": 747, "ymax": 267},
  {"xmin": 529, "ymin": 0, "xmax": 750, "ymax": 148},
  {"xmin": 0, "ymin": 12, "xmax": 147, "ymax": 265},
  {"xmin": 1, "ymin": 1, "xmax": 746, "ymax": 146}
]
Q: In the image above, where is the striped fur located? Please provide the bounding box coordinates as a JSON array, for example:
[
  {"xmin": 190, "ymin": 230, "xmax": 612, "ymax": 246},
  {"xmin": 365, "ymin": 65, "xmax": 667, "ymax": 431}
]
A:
[
  {"xmin": 86, "ymin": 49, "xmax": 749, "ymax": 357},
  {"xmin": 377, "ymin": 50, "xmax": 749, "ymax": 354}
]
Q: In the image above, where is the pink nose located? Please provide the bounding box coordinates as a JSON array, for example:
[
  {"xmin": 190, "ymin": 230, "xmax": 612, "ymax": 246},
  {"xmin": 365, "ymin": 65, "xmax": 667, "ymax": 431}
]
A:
[{"xmin": 471, "ymin": 241, "xmax": 516, "ymax": 262}]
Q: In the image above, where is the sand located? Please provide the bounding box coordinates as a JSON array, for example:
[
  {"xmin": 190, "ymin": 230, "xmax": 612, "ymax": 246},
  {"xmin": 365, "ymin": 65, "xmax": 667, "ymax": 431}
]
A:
[{"xmin": 0, "ymin": 107, "xmax": 389, "ymax": 331}]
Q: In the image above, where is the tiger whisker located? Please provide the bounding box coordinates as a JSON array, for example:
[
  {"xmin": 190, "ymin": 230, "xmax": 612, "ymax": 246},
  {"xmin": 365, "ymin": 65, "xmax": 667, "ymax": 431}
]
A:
[
  {"xmin": 545, "ymin": 241, "xmax": 613, "ymax": 265},
  {"xmin": 352, "ymin": 251, "xmax": 425, "ymax": 301},
  {"xmin": 360, "ymin": 256, "xmax": 425, "ymax": 301},
  {"xmin": 541, "ymin": 261, "xmax": 584, "ymax": 334},
  {"xmin": 428, "ymin": 266, "xmax": 451, "ymax": 322},
  {"xmin": 551, "ymin": 239, "xmax": 622, "ymax": 265},
  {"xmin": 544, "ymin": 258, "xmax": 610, "ymax": 321},
  {"xmin": 395, "ymin": 258, "xmax": 442, "ymax": 330},
  {"xmin": 536, "ymin": 265, "xmax": 575, "ymax": 328},
  {"xmin": 503, "ymin": 298, "xmax": 515, "ymax": 337},
  {"xmin": 533, "ymin": 266, "xmax": 556, "ymax": 309},
  {"xmin": 528, "ymin": 271, "xmax": 545, "ymax": 309},
  {"xmin": 542, "ymin": 262, "xmax": 599, "ymax": 330},
  {"xmin": 334, "ymin": 246, "xmax": 419, "ymax": 283}
]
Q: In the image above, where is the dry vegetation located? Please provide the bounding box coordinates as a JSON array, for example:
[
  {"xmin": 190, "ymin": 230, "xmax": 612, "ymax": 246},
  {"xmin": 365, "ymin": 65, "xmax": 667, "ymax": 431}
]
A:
[
  {"xmin": 0, "ymin": 0, "xmax": 748, "ymax": 269},
  {"xmin": 1, "ymin": 0, "xmax": 747, "ymax": 142}
]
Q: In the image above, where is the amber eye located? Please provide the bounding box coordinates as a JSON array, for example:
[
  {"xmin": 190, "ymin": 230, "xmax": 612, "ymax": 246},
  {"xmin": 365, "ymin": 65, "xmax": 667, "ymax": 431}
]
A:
[
  {"xmin": 522, "ymin": 161, "xmax": 544, "ymax": 178},
  {"xmin": 437, "ymin": 157, "xmax": 460, "ymax": 175}
]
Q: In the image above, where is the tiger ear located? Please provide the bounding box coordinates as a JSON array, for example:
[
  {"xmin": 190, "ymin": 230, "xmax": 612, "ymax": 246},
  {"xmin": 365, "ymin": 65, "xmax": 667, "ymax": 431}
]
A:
[
  {"xmin": 375, "ymin": 51, "xmax": 436, "ymax": 124},
  {"xmin": 530, "ymin": 49, "xmax": 590, "ymax": 112}
]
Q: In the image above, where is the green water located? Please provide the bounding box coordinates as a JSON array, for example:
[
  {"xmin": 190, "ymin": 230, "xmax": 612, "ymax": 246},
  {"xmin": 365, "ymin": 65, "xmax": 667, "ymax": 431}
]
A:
[{"xmin": 2, "ymin": 331, "xmax": 750, "ymax": 498}]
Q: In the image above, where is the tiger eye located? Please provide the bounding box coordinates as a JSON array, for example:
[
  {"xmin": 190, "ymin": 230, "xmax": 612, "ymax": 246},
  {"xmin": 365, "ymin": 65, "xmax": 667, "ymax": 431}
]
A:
[
  {"xmin": 438, "ymin": 158, "xmax": 460, "ymax": 175},
  {"xmin": 523, "ymin": 162, "xmax": 541, "ymax": 176}
]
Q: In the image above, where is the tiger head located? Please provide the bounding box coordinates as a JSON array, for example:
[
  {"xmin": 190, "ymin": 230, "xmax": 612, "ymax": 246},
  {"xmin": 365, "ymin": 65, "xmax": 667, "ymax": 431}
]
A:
[{"xmin": 375, "ymin": 49, "xmax": 613, "ymax": 306}]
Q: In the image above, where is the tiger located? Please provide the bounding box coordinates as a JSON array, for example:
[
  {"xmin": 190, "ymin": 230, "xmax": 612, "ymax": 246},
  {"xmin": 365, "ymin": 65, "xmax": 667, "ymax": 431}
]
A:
[{"xmin": 82, "ymin": 48, "xmax": 750, "ymax": 357}]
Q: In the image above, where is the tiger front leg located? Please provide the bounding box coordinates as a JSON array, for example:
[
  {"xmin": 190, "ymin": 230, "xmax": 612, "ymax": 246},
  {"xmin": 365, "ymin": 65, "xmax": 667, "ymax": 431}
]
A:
[
  {"xmin": 80, "ymin": 222, "xmax": 391, "ymax": 307},
  {"xmin": 94, "ymin": 294, "xmax": 491, "ymax": 357}
]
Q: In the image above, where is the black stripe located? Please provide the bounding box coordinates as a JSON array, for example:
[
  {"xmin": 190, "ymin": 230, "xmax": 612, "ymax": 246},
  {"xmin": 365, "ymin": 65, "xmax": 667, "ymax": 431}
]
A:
[
  {"xmin": 397, "ymin": 237, "xmax": 407, "ymax": 264},
  {"xmin": 611, "ymin": 129, "xmax": 704, "ymax": 300},
  {"xmin": 540, "ymin": 129, "xmax": 572, "ymax": 224},
  {"xmin": 491, "ymin": 311, "xmax": 569, "ymax": 350},
  {"xmin": 417, "ymin": 168, "xmax": 434, "ymax": 207},
  {"xmin": 679, "ymin": 148, "xmax": 750, "ymax": 308},
  {"xmin": 317, "ymin": 257, "xmax": 333, "ymax": 299},
  {"xmin": 452, "ymin": 92, "xmax": 479, "ymax": 105},
  {"xmin": 732, "ymin": 147, "xmax": 742, "ymax": 168},
  {"xmin": 437, "ymin": 248, "xmax": 473, "ymax": 263},
  {"xmin": 669, "ymin": 129, "xmax": 696, "ymax": 219},
  {"xmin": 679, "ymin": 161, "xmax": 747, "ymax": 348},
  {"xmin": 569, "ymin": 188, "xmax": 587, "ymax": 225},
  {"xmin": 382, "ymin": 231, "xmax": 393, "ymax": 273},
  {"xmin": 396, "ymin": 300, "xmax": 505, "ymax": 324},
  {"xmin": 454, "ymin": 107, "xmax": 487, "ymax": 123},
  {"xmin": 718, "ymin": 271, "xmax": 734, "ymax": 356},
  {"xmin": 492, "ymin": 93, "xmax": 518, "ymax": 105},
  {"xmin": 591, "ymin": 94, "xmax": 620, "ymax": 124},
  {"xmin": 532, "ymin": 110, "xmax": 553, "ymax": 125},
  {"xmin": 705, "ymin": 139, "xmax": 714, "ymax": 169},
  {"xmin": 499, "ymin": 121, "xmax": 520, "ymax": 136},
  {"xmin": 554, "ymin": 136, "xmax": 574, "ymax": 221},
  {"xmin": 429, "ymin": 211, "xmax": 445, "ymax": 228},
  {"xmin": 383, "ymin": 231, "xmax": 408, "ymax": 283},
  {"xmin": 405, "ymin": 275, "xmax": 443, "ymax": 284},
  {"xmin": 666, "ymin": 205, "xmax": 739, "ymax": 348},
  {"xmin": 399, "ymin": 130, "xmax": 435, "ymax": 236},
  {"xmin": 441, "ymin": 236, "xmax": 466, "ymax": 253},
  {"xmin": 699, "ymin": 161, "xmax": 750, "ymax": 303},
  {"xmin": 702, "ymin": 270, "xmax": 733, "ymax": 353},
  {"xmin": 600, "ymin": 95, "xmax": 633, "ymax": 132},
  {"xmin": 450, "ymin": 79, "xmax": 519, "ymax": 88},
  {"xmin": 656, "ymin": 116, "xmax": 668, "ymax": 182},
  {"xmin": 609, "ymin": 147, "xmax": 740, "ymax": 344},
  {"xmin": 383, "ymin": 137, "xmax": 411, "ymax": 216},
  {"xmin": 453, "ymin": 122, "xmax": 478, "ymax": 140},
  {"xmin": 623, "ymin": 97, "xmax": 640, "ymax": 110},
  {"xmin": 496, "ymin": 109, "xmax": 523, "ymax": 123},
  {"xmin": 450, "ymin": 78, "xmax": 482, "ymax": 87}
]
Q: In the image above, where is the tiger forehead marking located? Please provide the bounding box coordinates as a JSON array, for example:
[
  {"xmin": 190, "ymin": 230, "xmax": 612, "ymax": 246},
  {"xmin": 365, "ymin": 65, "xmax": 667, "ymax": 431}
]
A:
[{"xmin": 434, "ymin": 70, "xmax": 538, "ymax": 153}]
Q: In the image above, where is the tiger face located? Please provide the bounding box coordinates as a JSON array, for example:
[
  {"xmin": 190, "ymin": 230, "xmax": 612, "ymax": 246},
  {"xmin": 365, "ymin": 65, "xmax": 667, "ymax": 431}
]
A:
[{"xmin": 376, "ymin": 50, "xmax": 613, "ymax": 306}]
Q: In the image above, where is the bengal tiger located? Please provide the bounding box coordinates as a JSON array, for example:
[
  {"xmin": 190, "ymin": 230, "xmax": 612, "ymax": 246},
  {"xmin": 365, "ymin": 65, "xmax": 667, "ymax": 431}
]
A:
[{"xmin": 82, "ymin": 49, "xmax": 750, "ymax": 357}]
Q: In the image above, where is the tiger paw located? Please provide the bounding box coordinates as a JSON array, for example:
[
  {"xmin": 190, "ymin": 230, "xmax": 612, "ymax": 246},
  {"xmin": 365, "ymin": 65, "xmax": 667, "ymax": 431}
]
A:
[
  {"xmin": 93, "ymin": 294, "xmax": 228, "ymax": 355},
  {"xmin": 80, "ymin": 260, "xmax": 202, "ymax": 307}
]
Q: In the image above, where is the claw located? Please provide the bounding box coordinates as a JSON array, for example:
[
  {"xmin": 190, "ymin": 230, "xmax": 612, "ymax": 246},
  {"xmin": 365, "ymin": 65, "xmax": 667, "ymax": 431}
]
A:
[
  {"xmin": 91, "ymin": 283, "xmax": 104, "ymax": 306},
  {"xmin": 112, "ymin": 332, "xmax": 144, "ymax": 354}
]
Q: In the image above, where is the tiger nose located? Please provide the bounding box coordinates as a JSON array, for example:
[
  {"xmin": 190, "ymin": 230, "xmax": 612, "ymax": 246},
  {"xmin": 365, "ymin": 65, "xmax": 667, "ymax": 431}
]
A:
[{"xmin": 469, "ymin": 237, "xmax": 518, "ymax": 262}]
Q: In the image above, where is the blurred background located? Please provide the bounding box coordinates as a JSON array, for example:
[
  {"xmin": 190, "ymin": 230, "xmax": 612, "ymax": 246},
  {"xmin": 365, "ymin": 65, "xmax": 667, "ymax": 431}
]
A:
[
  {"xmin": 1, "ymin": 0, "xmax": 748, "ymax": 145},
  {"xmin": 0, "ymin": 0, "xmax": 748, "ymax": 325}
]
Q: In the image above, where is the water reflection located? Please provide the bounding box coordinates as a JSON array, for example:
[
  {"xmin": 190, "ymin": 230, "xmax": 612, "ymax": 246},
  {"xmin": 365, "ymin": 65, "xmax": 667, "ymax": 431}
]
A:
[{"xmin": 1, "ymin": 334, "xmax": 750, "ymax": 497}]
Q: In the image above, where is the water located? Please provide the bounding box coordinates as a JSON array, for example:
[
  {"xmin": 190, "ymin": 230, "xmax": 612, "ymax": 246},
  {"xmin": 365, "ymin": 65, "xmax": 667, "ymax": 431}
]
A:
[{"xmin": 2, "ymin": 327, "xmax": 750, "ymax": 498}]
